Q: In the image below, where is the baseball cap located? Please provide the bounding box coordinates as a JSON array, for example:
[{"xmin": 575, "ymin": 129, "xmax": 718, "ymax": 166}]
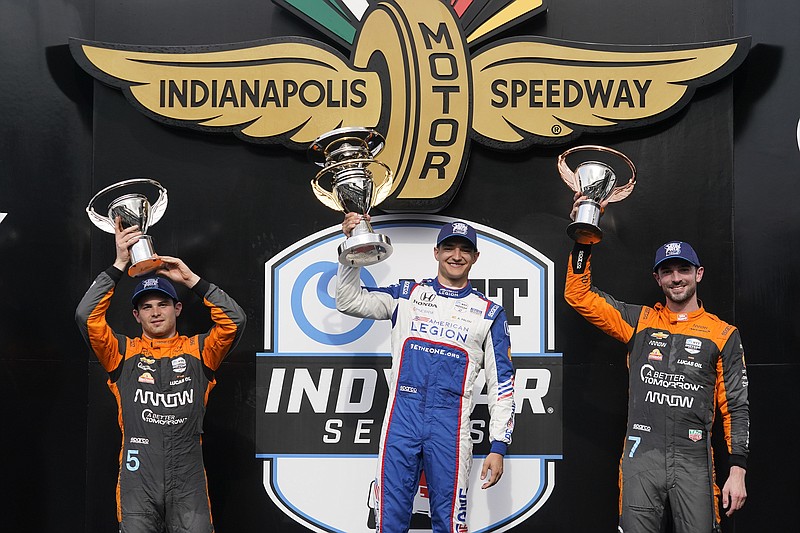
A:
[
  {"xmin": 653, "ymin": 241, "xmax": 701, "ymax": 271},
  {"xmin": 436, "ymin": 221, "xmax": 478, "ymax": 250},
  {"xmin": 131, "ymin": 277, "xmax": 179, "ymax": 307}
]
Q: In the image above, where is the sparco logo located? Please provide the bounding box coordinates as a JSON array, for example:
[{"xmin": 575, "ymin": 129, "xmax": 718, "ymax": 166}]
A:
[
  {"xmin": 575, "ymin": 249, "xmax": 585, "ymax": 271},
  {"xmin": 257, "ymin": 216, "xmax": 562, "ymax": 532},
  {"xmin": 69, "ymin": 0, "xmax": 748, "ymax": 212}
]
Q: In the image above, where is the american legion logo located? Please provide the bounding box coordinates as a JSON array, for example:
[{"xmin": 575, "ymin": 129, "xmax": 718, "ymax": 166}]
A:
[
  {"xmin": 69, "ymin": 0, "xmax": 749, "ymax": 213},
  {"xmin": 258, "ymin": 215, "xmax": 561, "ymax": 531}
]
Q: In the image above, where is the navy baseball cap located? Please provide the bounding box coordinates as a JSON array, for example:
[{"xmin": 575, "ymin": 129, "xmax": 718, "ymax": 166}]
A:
[
  {"xmin": 653, "ymin": 241, "xmax": 701, "ymax": 271},
  {"xmin": 436, "ymin": 221, "xmax": 478, "ymax": 250},
  {"xmin": 131, "ymin": 277, "xmax": 179, "ymax": 307}
]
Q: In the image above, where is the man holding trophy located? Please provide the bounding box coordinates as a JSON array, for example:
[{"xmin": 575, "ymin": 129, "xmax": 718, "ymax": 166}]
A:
[
  {"xmin": 563, "ymin": 152, "xmax": 749, "ymax": 532},
  {"xmin": 336, "ymin": 213, "xmax": 515, "ymax": 533},
  {"xmin": 309, "ymin": 126, "xmax": 514, "ymax": 532},
  {"xmin": 75, "ymin": 219, "xmax": 246, "ymax": 533}
]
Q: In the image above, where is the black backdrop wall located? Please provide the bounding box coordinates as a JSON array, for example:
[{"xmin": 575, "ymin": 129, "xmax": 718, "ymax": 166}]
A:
[{"xmin": 1, "ymin": 0, "xmax": 796, "ymax": 531}]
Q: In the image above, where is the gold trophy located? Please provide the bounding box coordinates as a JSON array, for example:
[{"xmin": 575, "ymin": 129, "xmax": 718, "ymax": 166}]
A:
[
  {"xmin": 558, "ymin": 145, "xmax": 636, "ymax": 244},
  {"xmin": 309, "ymin": 127, "xmax": 394, "ymax": 266},
  {"xmin": 86, "ymin": 178, "xmax": 168, "ymax": 276}
]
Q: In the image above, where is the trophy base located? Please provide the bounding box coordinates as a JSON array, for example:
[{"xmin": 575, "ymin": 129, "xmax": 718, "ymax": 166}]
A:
[
  {"xmin": 128, "ymin": 235, "xmax": 163, "ymax": 277},
  {"xmin": 128, "ymin": 257, "xmax": 165, "ymax": 277},
  {"xmin": 567, "ymin": 222, "xmax": 603, "ymax": 244},
  {"xmin": 338, "ymin": 233, "xmax": 393, "ymax": 266}
]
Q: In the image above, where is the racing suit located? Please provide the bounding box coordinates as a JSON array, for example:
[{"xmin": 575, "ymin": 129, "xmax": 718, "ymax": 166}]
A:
[
  {"xmin": 564, "ymin": 244, "xmax": 749, "ymax": 533},
  {"xmin": 336, "ymin": 264, "xmax": 515, "ymax": 533},
  {"xmin": 76, "ymin": 266, "xmax": 246, "ymax": 533}
]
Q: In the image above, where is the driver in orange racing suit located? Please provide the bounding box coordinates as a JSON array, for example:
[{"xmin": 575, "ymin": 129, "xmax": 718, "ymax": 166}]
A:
[
  {"xmin": 76, "ymin": 219, "xmax": 246, "ymax": 532},
  {"xmin": 564, "ymin": 213, "xmax": 749, "ymax": 532}
]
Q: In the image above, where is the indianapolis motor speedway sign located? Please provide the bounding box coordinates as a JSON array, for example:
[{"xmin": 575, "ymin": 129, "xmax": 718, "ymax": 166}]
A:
[{"xmin": 70, "ymin": 0, "xmax": 748, "ymax": 213}]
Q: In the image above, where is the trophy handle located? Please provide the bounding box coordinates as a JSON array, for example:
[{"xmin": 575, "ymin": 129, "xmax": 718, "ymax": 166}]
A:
[
  {"xmin": 86, "ymin": 178, "xmax": 168, "ymax": 233},
  {"xmin": 605, "ymin": 148, "xmax": 636, "ymax": 203},
  {"xmin": 557, "ymin": 152, "xmax": 579, "ymax": 192},
  {"xmin": 368, "ymin": 162, "xmax": 393, "ymax": 207},
  {"xmin": 148, "ymin": 186, "xmax": 168, "ymax": 225},
  {"xmin": 607, "ymin": 180, "xmax": 635, "ymax": 203},
  {"xmin": 558, "ymin": 145, "xmax": 636, "ymax": 202},
  {"xmin": 86, "ymin": 205, "xmax": 116, "ymax": 233}
]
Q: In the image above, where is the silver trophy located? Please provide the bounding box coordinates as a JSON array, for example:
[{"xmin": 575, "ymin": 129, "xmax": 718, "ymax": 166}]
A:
[
  {"xmin": 558, "ymin": 145, "xmax": 637, "ymax": 244},
  {"xmin": 86, "ymin": 178, "xmax": 168, "ymax": 277},
  {"xmin": 309, "ymin": 127, "xmax": 394, "ymax": 266}
]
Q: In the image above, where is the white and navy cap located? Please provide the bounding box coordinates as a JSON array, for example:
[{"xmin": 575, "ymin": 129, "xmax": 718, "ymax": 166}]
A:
[
  {"xmin": 131, "ymin": 277, "xmax": 179, "ymax": 307},
  {"xmin": 653, "ymin": 241, "xmax": 701, "ymax": 271},
  {"xmin": 436, "ymin": 221, "xmax": 478, "ymax": 250}
]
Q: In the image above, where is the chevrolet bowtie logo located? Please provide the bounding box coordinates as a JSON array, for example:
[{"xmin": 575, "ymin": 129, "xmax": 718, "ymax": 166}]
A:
[{"xmin": 70, "ymin": 0, "xmax": 748, "ymax": 212}]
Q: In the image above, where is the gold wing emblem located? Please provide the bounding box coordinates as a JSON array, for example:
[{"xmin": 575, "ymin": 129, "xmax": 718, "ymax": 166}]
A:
[
  {"xmin": 69, "ymin": 38, "xmax": 381, "ymax": 147},
  {"xmin": 471, "ymin": 38, "xmax": 749, "ymax": 147}
]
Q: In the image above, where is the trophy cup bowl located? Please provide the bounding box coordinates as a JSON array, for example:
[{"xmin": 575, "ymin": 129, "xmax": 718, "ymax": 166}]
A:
[
  {"xmin": 558, "ymin": 145, "xmax": 637, "ymax": 244},
  {"xmin": 86, "ymin": 178, "xmax": 168, "ymax": 277},
  {"xmin": 309, "ymin": 127, "xmax": 394, "ymax": 266}
]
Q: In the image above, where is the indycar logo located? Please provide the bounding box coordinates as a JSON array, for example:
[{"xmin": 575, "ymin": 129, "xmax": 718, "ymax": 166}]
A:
[
  {"xmin": 684, "ymin": 338, "xmax": 702, "ymax": 355},
  {"xmin": 69, "ymin": 0, "xmax": 748, "ymax": 212},
  {"xmin": 171, "ymin": 356, "xmax": 188, "ymax": 373}
]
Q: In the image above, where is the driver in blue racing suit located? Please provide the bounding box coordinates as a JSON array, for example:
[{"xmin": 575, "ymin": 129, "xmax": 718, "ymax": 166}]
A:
[{"xmin": 336, "ymin": 215, "xmax": 515, "ymax": 533}]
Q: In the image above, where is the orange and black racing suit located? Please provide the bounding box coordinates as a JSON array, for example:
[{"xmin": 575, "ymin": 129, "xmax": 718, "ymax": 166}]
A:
[
  {"xmin": 565, "ymin": 244, "xmax": 749, "ymax": 533},
  {"xmin": 76, "ymin": 267, "xmax": 246, "ymax": 533}
]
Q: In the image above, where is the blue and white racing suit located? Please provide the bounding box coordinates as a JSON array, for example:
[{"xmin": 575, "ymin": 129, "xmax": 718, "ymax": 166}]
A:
[{"xmin": 336, "ymin": 264, "xmax": 515, "ymax": 533}]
